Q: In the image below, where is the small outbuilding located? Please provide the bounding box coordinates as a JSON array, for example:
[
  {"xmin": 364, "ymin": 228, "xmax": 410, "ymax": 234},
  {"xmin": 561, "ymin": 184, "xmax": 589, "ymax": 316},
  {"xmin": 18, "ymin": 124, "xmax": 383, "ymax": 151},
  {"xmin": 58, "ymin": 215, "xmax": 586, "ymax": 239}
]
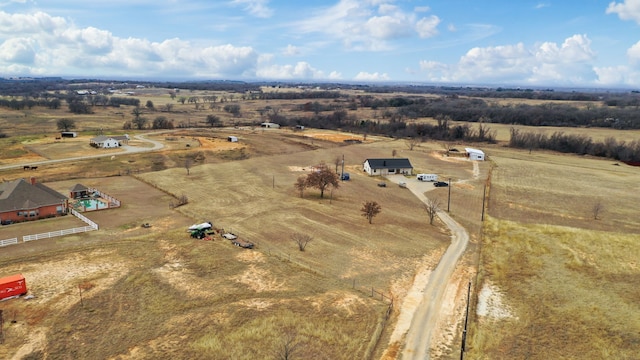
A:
[
  {"xmin": 465, "ymin": 147, "xmax": 485, "ymax": 161},
  {"xmin": 363, "ymin": 158, "xmax": 413, "ymax": 176},
  {"xmin": 227, "ymin": 136, "xmax": 238, "ymax": 142},
  {"xmin": 260, "ymin": 122, "xmax": 280, "ymax": 128},
  {"xmin": 60, "ymin": 131, "xmax": 77, "ymax": 138},
  {"xmin": 70, "ymin": 183, "xmax": 90, "ymax": 199}
]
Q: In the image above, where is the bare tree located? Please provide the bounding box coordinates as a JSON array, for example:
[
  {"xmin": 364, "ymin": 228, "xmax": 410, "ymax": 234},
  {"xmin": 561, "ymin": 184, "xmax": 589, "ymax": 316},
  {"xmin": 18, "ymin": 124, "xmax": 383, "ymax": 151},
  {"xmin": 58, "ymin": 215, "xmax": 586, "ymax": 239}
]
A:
[
  {"xmin": 406, "ymin": 137, "xmax": 421, "ymax": 150},
  {"xmin": 56, "ymin": 118, "xmax": 76, "ymax": 131},
  {"xmin": 305, "ymin": 162, "xmax": 340, "ymax": 198},
  {"xmin": 291, "ymin": 232, "xmax": 313, "ymax": 251},
  {"xmin": 592, "ymin": 200, "xmax": 604, "ymax": 220},
  {"xmin": 392, "ymin": 149, "xmax": 397, "ymax": 158},
  {"xmin": 361, "ymin": 201, "xmax": 382, "ymax": 224},
  {"xmin": 294, "ymin": 176, "xmax": 306, "ymax": 198},
  {"xmin": 275, "ymin": 329, "xmax": 302, "ymax": 360},
  {"xmin": 424, "ymin": 198, "xmax": 441, "ymax": 225}
]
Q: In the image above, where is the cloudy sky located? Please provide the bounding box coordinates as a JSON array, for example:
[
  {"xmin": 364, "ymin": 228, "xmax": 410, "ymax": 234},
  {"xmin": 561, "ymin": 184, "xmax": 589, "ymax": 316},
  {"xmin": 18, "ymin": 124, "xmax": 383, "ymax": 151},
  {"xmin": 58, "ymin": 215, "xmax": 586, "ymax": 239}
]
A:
[{"xmin": 1, "ymin": 0, "xmax": 640, "ymax": 88}]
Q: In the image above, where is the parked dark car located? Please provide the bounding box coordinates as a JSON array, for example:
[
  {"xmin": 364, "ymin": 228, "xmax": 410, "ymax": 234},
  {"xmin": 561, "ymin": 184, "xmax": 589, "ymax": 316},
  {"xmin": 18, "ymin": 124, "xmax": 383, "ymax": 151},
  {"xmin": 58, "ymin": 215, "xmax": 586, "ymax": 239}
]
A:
[
  {"xmin": 433, "ymin": 181, "xmax": 449, "ymax": 187},
  {"xmin": 377, "ymin": 182, "xmax": 387, "ymax": 187}
]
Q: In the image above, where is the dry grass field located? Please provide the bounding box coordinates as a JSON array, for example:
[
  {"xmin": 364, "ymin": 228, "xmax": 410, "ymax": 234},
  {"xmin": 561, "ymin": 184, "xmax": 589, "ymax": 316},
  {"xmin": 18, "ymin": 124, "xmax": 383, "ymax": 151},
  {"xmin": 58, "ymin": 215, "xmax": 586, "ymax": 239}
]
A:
[
  {"xmin": 466, "ymin": 145, "xmax": 640, "ymax": 359},
  {"xmin": 0, "ymin": 88, "xmax": 639, "ymax": 359}
]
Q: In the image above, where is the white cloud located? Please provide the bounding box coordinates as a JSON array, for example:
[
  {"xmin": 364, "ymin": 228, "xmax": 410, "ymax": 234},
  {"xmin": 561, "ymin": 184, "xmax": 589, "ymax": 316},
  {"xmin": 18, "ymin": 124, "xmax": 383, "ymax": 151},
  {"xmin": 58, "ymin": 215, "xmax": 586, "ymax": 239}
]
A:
[
  {"xmin": 627, "ymin": 40, "xmax": 640, "ymax": 63},
  {"xmin": 354, "ymin": 71, "xmax": 389, "ymax": 81},
  {"xmin": 296, "ymin": 0, "xmax": 440, "ymax": 51},
  {"xmin": 282, "ymin": 44, "xmax": 300, "ymax": 56},
  {"xmin": 416, "ymin": 15, "xmax": 440, "ymax": 38},
  {"xmin": 419, "ymin": 35, "xmax": 598, "ymax": 85},
  {"xmin": 0, "ymin": 10, "xmax": 260, "ymax": 78},
  {"xmin": 256, "ymin": 61, "xmax": 325, "ymax": 79},
  {"xmin": 606, "ymin": 0, "xmax": 640, "ymax": 23},
  {"xmin": 231, "ymin": 0, "xmax": 273, "ymax": 18}
]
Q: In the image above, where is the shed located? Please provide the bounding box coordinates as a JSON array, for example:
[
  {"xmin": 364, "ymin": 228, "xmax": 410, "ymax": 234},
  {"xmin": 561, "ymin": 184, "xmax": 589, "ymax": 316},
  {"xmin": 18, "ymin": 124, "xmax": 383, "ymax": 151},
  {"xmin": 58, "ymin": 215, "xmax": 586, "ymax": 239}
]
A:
[
  {"xmin": 465, "ymin": 147, "xmax": 485, "ymax": 161},
  {"xmin": 70, "ymin": 183, "xmax": 90, "ymax": 199},
  {"xmin": 228, "ymin": 136, "xmax": 238, "ymax": 142},
  {"xmin": 260, "ymin": 122, "xmax": 280, "ymax": 128},
  {"xmin": 363, "ymin": 158, "xmax": 413, "ymax": 176},
  {"xmin": 61, "ymin": 131, "xmax": 77, "ymax": 138}
]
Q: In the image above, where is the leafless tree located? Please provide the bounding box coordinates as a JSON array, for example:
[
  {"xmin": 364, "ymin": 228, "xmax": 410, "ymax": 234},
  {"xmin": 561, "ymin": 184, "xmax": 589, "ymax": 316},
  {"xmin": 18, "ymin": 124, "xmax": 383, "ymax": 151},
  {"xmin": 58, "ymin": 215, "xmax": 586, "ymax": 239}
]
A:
[
  {"xmin": 392, "ymin": 149, "xmax": 397, "ymax": 158},
  {"xmin": 294, "ymin": 176, "xmax": 306, "ymax": 198},
  {"xmin": 305, "ymin": 162, "xmax": 340, "ymax": 198},
  {"xmin": 405, "ymin": 137, "xmax": 421, "ymax": 150},
  {"xmin": 592, "ymin": 201, "xmax": 604, "ymax": 220},
  {"xmin": 424, "ymin": 198, "xmax": 441, "ymax": 225},
  {"xmin": 361, "ymin": 201, "xmax": 382, "ymax": 224},
  {"xmin": 291, "ymin": 232, "xmax": 313, "ymax": 251},
  {"xmin": 275, "ymin": 329, "xmax": 302, "ymax": 360}
]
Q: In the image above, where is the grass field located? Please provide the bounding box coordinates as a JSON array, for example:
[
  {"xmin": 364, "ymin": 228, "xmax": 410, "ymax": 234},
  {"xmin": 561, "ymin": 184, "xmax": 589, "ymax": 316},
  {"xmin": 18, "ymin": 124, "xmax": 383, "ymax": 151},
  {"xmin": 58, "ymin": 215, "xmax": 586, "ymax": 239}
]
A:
[{"xmin": 0, "ymin": 89, "xmax": 639, "ymax": 359}]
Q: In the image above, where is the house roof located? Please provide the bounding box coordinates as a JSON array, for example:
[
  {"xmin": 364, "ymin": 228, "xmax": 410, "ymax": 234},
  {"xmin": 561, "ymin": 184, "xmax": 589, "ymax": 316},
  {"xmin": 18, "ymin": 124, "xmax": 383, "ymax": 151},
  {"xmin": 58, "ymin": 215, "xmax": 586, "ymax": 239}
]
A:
[
  {"xmin": 70, "ymin": 183, "xmax": 88, "ymax": 192},
  {"xmin": 90, "ymin": 135, "xmax": 127, "ymax": 143},
  {"xmin": 465, "ymin": 147, "xmax": 485, "ymax": 155},
  {"xmin": 365, "ymin": 158, "xmax": 413, "ymax": 169},
  {"xmin": 0, "ymin": 179, "xmax": 67, "ymax": 213}
]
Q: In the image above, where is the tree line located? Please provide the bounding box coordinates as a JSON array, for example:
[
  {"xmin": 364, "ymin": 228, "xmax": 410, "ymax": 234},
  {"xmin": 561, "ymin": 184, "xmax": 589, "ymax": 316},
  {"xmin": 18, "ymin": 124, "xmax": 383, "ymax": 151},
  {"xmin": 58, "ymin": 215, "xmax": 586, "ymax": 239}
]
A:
[{"xmin": 509, "ymin": 128, "xmax": 640, "ymax": 163}]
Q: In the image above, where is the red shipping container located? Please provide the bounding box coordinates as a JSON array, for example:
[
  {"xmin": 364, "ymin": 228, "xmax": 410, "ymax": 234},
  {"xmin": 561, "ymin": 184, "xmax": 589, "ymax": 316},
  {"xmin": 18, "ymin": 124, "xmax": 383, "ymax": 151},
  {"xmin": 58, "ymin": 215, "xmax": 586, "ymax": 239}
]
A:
[{"xmin": 0, "ymin": 274, "xmax": 27, "ymax": 300}]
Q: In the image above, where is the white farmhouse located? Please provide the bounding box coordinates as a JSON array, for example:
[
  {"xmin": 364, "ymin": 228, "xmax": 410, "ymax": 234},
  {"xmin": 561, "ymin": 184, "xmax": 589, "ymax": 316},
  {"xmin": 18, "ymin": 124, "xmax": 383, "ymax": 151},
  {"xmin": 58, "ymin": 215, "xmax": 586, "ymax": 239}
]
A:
[{"xmin": 363, "ymin": 158, "xmax": 413, "ymax": 176}]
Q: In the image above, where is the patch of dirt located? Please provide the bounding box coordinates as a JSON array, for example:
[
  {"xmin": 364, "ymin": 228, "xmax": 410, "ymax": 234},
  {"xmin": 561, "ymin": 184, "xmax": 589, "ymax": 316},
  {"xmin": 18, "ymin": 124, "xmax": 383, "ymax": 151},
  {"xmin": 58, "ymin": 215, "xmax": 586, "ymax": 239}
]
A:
[
  {"xmin": 476, "ymin": 281, "xmax": 514, "ymax": 320},
  {"xmin": 233, "ymin": 264, "xmax": 288, "ymax": 293},
  {"xmin": 194, "ymin": 136, "xmax": 245, "ymax": 151}
]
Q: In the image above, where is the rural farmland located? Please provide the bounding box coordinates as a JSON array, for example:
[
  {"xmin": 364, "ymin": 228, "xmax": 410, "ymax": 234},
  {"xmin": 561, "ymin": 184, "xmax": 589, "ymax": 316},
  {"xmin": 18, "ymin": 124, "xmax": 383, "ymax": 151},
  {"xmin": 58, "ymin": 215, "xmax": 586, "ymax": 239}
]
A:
[{"xmin": 0, "ymin": 82, "xmax": 638, "ymax": 359}]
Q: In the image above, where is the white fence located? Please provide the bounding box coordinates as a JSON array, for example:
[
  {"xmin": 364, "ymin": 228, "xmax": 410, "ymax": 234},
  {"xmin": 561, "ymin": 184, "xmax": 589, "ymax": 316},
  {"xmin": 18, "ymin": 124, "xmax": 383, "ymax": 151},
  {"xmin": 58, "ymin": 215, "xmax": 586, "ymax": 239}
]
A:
[
  {"xmin": 22, "ymin": 210, "xmax": 98, "ymax": 243},
  {"xmin": 0, "ymin": 238, "xmax": 18, "ymax": 247}
]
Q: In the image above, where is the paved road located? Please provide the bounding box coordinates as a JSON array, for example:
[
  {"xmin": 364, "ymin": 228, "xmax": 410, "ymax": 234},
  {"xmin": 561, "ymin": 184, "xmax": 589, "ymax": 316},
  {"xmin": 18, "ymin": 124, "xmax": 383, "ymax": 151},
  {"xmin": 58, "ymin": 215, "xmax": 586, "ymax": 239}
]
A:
[
  {"xmin": 0, "ymin": 133, "xmax": 165, "ymax": 171},
  {"xmin": 385, "ymin": 174, "xmax": 470, "ymax": 360}
]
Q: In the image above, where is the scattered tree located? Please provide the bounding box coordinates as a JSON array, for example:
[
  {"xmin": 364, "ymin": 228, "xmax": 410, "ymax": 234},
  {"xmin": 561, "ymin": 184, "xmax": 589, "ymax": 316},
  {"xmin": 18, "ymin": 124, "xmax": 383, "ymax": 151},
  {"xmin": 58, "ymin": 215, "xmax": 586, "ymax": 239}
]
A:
[
  {"xmin": 275, "ymin": 329, "xmax": 302, "ymax": 360},
  {"xmin": 206, "ymin": 114, "xmax": 221, "ymax": 127},
  {"xmin": 223, "ymin": 104, "xmax": 241, "ymax": 117},
  {"xmin": 305, "ymin": 162, "xmax": 340, "ymax": 198},
  {"xmin": 294, "ymin": 175, "xmax": 306, "ymax": 198},
  {"xmin": 424, "ymin": 198, "xmax": 441, "ymax": 225},
  {"xmin": 152, "ymin": 116, "xmax": 174, "ymax": 129},
  {"xmin": 406, "ymin": 137, "xmax": 421, "ymax": 150},
  {"xmin": 291, "ymin": 232, "xmax": 313, "ymax": 251},
  {"xmin": 392, "ymin": 149, "xmax": 397, "ymax": 157},
  {"xmin": 361, "ymin": 201, "xmax": 382, "ymax": 224},
  {"xmin": 132, "ymin": 117, "xmax": 147, "ymax": 130},
  {"xmin": 145, "ymin": 100, "xmax": 154, "ymax": 110},
  {"xmin": 592, "ymin": 201, "xmax": 604, "ymax": 220},
  {"xmin": 56, "ymin": 118, "xmax": 76, "ymax": 131},
  {"xmin": 178, "ymin": 96, "xmax": 187, "ymax": 104}
]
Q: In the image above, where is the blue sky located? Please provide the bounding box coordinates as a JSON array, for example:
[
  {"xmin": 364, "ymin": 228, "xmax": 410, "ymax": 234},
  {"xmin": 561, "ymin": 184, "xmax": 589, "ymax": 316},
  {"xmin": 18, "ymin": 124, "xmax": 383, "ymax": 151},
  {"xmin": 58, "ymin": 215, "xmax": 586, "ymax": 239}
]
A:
[{"xmin": 1, "ymin": 0, "xmax": 640, "ymax": 88}]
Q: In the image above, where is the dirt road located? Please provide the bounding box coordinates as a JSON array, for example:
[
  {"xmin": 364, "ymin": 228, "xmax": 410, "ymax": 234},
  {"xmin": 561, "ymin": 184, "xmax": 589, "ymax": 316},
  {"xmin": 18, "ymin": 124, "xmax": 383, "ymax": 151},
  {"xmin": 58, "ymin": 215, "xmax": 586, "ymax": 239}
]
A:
[{"xmin": 385, "ymin": 174, "xmax": 470, "ymax": 360}]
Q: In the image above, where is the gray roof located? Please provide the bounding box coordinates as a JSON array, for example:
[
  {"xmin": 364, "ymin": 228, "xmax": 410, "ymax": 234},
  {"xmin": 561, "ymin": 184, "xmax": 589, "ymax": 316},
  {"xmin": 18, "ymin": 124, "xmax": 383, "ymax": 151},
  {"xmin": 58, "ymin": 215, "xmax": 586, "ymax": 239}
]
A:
[
  {"xmin": 0, "ymin": 179, "xmax": 67, "ymax": 212},
  {"xmin": 70, "ymin": 183, "xmax": 88, "ymax": 192},
  {"xmin": 364, "ymin": 158, "xmax": 413, "ymax": 169}
]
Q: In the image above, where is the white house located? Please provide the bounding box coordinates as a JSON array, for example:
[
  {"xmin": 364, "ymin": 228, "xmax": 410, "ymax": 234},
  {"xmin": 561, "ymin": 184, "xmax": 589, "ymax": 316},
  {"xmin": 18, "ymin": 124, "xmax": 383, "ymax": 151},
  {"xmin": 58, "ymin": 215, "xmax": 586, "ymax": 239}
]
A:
[
  {"xmin": 363, "ymin": 158, "xmax": 413, "ymax": 176},
  {"xmin": 90, "ymin": 135, "xmax": 121, "ymax": 148},
  {"xmin": 465, "ymin": 147, "xmax": 485, "ymax": 161}
]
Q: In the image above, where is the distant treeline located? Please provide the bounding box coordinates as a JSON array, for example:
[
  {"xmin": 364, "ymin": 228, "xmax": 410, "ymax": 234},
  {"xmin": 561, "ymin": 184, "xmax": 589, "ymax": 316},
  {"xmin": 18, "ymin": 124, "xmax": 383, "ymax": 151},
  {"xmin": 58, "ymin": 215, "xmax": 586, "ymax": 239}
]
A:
[{"xmin": 509, "ymin": 128, "xmax": 640, "ymax": 163}]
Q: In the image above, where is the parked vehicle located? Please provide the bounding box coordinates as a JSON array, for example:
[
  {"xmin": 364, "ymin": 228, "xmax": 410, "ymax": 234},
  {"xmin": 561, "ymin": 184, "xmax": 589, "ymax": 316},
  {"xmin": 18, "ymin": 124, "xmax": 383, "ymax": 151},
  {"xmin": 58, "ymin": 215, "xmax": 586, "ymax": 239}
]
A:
[
  {"xmin": 341, "ymin": 172, "xmax": 350, "ymax": 181},
  {"xmin": 232, "ymin": 238, "xmax": 254, "ymax": 249},
  {"xmin": 434, "ymin": 181, "xmax": 449, "ymax": 187},
  {"xmin": 417, "ymin": 173, "xmax": 438, "ymax": 182},
  {"xmin": 377, "ymin": 182, "xmax": 387, "ymax": 187},
  {"xmin": 398, "ymin": 181, "xmax": 407, "ymax": 188},
  {"xmin": 0, "ymin": 274, "xmax": 27, "ymax": 300}
]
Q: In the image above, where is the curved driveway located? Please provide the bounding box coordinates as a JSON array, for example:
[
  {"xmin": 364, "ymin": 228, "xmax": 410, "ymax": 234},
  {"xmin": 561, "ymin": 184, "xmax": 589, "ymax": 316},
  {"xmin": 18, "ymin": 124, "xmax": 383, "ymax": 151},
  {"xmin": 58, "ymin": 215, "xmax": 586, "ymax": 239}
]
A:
[
  {"xmin": 0, "ymin": 133, "xmax": 165, "ymax": 171},
  {"xmin": 385, "ymin": 174, "xmax": 470, "ymax": 360}
]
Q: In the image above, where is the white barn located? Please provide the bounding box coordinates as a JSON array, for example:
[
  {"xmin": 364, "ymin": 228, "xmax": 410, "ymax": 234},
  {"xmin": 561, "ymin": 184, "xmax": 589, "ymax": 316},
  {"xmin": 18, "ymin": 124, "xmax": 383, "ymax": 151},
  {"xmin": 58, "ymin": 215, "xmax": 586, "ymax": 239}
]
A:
[
  {"xmin": 465, "ymin": 147, "xmax": 485, "ymax": 161},
  {"xmin": 260, "ymin": 122, "xmax": 280, "ymax": 128}
]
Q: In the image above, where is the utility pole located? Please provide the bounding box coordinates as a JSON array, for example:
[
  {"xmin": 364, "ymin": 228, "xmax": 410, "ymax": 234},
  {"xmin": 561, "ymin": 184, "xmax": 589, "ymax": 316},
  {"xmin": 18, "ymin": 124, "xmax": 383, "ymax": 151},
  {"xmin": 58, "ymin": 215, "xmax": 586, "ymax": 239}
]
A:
[
  {"xmin": 341, "ymin": 154, "xmax": 345, "ymax": 181},
  {"xmin": 447, "ymin": 178, "xmax": 451, "ymax": 212},
  {"xmin": 481, "ymin": 184, "xmax": 487, "ymax": 221},
  {"xmin": 460, "ymin": 280, "xmax": 471, "ymax": 360}
]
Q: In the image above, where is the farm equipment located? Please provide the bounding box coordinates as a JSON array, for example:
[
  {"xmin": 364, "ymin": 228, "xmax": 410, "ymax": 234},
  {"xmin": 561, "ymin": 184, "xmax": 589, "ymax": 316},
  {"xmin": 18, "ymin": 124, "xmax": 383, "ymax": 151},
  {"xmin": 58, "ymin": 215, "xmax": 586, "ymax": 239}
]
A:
[{"xmin": 222, "ymin": 232, "xmax": 254, "ymax": 249}]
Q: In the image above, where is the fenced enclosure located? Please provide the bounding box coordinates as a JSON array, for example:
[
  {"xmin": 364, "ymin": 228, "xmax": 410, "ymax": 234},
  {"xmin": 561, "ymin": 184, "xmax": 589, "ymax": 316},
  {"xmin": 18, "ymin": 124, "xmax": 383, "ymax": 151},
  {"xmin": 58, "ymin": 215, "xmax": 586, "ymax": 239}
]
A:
[
  {"xmin": 0, "ymin": 238, "xmax": 18, "ymax": 247},
  {"xmin": 22, "ymin": 209, "xmax": 98, "ymax": 242}
]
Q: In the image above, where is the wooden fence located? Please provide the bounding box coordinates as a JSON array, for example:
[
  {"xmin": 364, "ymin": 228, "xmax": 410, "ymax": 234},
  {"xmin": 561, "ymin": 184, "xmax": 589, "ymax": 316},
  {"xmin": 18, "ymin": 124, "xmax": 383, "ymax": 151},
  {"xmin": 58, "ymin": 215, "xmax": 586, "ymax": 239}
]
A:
[{"xmin": 22, "ymin": 209, "xmax": 98, "ymax": 242}]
